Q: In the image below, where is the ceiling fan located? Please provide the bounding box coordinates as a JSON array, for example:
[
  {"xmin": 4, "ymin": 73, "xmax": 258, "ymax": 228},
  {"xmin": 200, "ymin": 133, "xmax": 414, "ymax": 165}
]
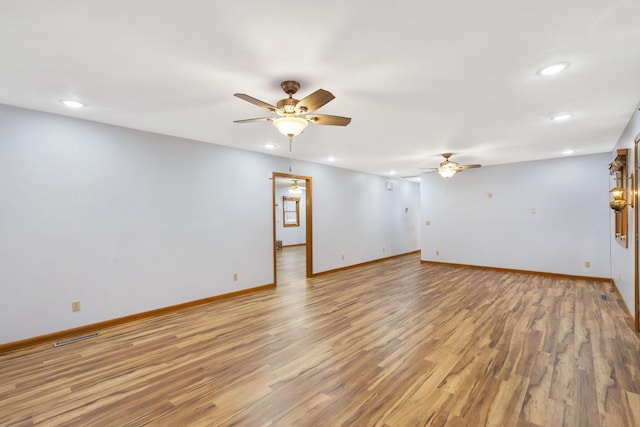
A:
[
  {"xmin": 288, "ymin": 179, "xmax": 305, "ymax": 195},
  {"xmin": 233, "ymin": 80, "xmax": 351, "ymax": 138},
  {"xmin": 426, "ymin": 153, "xmax": 482, "ymax": 178}
]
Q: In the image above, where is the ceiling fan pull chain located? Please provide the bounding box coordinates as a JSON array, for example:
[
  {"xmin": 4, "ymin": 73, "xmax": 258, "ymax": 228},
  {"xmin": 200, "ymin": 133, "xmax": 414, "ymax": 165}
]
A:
[{"xmin": 288, "ymin": 135, "xmax": 293, "ymax": 172}]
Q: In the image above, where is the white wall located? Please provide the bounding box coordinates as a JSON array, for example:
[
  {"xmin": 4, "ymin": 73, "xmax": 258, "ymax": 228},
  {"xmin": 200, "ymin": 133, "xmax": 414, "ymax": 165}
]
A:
[
  {"xmin": 421, "ymin": 153, "xmax": 611, "ymax": 278},
  {"xmin": 610, "ymin": 102, "xmax": 639, "ymax": 320},
  {"xmin": 308, "ymin": 166, "xmax": 421, "ymax": 272},
  {"xmin": 0, "ymin": 104, "xmax": 420, "ymax": 344},
  {"xmin": 275, "ymin": 186, "xmax": 306, "ymax": 246}
]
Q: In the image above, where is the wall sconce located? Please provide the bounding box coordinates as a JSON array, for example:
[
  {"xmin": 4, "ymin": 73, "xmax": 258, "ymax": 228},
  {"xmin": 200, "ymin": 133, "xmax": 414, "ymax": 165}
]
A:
[
  {"xmin": 609, "ymin": 174, "xmax": 635, "ymax": 211},
  {"xmin": 609, "ymin": 187, "xmax": 629, "ymax": 211},
  {"xmin": 609, "ymin": 148, "xmax": 633, "ymax": 247}
]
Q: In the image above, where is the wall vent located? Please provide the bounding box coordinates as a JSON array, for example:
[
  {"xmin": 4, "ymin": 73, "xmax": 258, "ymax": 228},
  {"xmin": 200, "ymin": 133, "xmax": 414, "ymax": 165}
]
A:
[{"xmin": 53, "ymin": 333, "xmax": 99, "ymax": 348}]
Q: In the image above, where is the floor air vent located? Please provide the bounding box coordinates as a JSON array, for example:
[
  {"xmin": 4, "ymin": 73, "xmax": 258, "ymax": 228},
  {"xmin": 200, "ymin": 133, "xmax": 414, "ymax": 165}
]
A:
[
  {"xmin": 600, "ymin": 294, "xmax": 609, "ymax": 301},
  {"xmin": 53, "ymin": 333, "xmax": 99, "ymax": 348}
]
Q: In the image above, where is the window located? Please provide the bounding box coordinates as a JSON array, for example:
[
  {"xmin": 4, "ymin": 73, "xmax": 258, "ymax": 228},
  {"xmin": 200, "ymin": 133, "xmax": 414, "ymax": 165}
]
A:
[{"xmin": 283, "ymin": 196, "xmax": 300, "ymax": 227}]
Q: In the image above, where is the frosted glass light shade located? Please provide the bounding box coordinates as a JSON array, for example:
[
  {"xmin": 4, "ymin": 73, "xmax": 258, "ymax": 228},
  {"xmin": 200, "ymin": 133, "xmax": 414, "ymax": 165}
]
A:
[
  {"xmin": 609, "ymin": 187, "xmax": 629, "ymax": 211},
  {"xmin": 273, "ymin": 117, "xmax": 308, "ymax": 136},
  {"xmin": 438, "ymin": 167, "xmax": 457, "ymax": 178},
  {"xmin": 610, "ymin": 187, "xmax": 625, "ymax": 200}
]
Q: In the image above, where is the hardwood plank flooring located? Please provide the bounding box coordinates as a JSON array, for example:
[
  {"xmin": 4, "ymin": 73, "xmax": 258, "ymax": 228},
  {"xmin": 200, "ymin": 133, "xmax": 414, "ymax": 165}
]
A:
[{"xmin": 1, "ymin": 248, "xmax": 639, "ymax": 426}]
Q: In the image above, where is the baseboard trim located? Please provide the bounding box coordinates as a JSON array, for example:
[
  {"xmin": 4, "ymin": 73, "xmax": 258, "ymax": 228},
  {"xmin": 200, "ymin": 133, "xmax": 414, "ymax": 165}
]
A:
[
  {"xmin": 420, "ymin": 260, "xmax": 613, "ymax": 283},
  {"xmin": 610, "ymin": 278, "xmax": 636, "ymax": 332},
  {"xmin": 0, "ymin": 283, "xmax": 275, "ymax": 354},
  {"xmin": 314, "ymin": 250, "xmax": 421, "ymax": 276}
]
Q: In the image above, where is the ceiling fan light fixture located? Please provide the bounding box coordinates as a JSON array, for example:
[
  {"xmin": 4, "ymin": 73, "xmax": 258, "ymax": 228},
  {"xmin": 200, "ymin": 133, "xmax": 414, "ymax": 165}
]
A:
[
  {"xmin": 437, "ymin": 167, "xmax": 457, "ymax": 178},
  {"xmin": 289, "ymin": 180, "xmax": 303, "ymax": 195},
  {"xmin": 273, "ymin": 116, "xmax": 308, "ymax": 137},
  {"xmin": 429, "ymin": 153, "xmax": 480, "ymax": 179}
]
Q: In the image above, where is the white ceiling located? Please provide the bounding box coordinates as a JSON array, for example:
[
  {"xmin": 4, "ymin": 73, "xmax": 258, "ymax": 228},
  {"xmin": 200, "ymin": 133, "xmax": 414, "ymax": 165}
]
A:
[{"xmin": 2, "ymin": 1, "xmax": 640, "ymax": 178}]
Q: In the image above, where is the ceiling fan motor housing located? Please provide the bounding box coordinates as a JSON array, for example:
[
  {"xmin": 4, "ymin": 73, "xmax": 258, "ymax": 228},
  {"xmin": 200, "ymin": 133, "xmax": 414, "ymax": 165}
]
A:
[{"xmin": 277, "ymin": 97, "xmax": 300, "ymax": 113}]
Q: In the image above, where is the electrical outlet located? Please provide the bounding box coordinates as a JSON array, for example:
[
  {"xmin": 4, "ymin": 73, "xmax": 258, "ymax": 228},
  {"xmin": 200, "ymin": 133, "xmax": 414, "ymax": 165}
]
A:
[
  {"xmin": 382, "ymin": 247, "xmax": 386, "ymax": 253},
  {"xmin": 233, "ymin": 273, "xmax": 238, "ymax": 281},
  {"xmin": 436, "ymin": 250, "xmax": 440, "ymax": 256},
  {"xmin": 341, "ymin": 255, "xmax": 344, "ymax": 260},
  {"xmin": 584, "ymin": 261, "xmax": 591, "ymax": 268},
  {"xmin": 71, "ymin": 300, "xmax": 81, "ymax": 312},
  {"xmin": 425, "ymin": 220, "xmax": 431, "ymax": 226},
  {"xmin": 531, "ymin": 208, "xmax": 537, "ymax": 214}
]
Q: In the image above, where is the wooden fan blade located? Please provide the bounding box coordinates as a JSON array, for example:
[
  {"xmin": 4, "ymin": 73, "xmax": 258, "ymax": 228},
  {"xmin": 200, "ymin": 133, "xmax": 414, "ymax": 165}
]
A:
[
  {"xmin": 234, "ymin": 93, "xmax": 279, "ymax": 113},
  {"xmin": 233, "ymin": 117, "xmax": 274, "ymax": 123},
  {"xmin": 458, "ymin": 164, "xmax": 481, "ymax": 170},
  {"xmin": 295, "ymin": 89, "xmax": 335, "ymax": 113},
  {"xmin": 306, "ymin": 114, "xmax": 352, "ymax": 126}
]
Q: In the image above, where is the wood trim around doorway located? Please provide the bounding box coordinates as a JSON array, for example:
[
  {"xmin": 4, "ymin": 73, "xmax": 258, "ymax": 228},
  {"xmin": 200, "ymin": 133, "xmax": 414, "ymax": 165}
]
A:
[
  {"xmin": 272, "ymin": 172, "xmax": 313, "ymax": 284},
  {"xmin": 634, "ymin": 136, "xmax": 639, "ymax": 331}
]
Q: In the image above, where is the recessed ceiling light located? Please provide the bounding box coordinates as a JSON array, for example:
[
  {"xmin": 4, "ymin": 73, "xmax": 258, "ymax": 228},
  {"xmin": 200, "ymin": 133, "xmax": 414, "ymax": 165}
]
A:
[
  {"xmin": 264, "ymin": 143, "xmax": 276, "ymax": 149},
  {"xmin": 537, "ymin": 62, "xmax": 570, "ymax": 76},
  {"xmin": 551, "ymin": 113, "xmax": 572, "ymax": 121},
  {"xmin": 327, "ymin": 156, "xmax": 336, "ymax": 162},
  {"xmin": 562, "ymin": 149, "xmax": 574, "ymax": 155},
  {"xmin": 60, "ymin": 99, "xmax": 86, "ymax": 109}
]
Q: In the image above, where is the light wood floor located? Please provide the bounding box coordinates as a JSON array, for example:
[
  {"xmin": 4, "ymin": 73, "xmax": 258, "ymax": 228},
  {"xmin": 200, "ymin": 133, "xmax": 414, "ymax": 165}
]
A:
[
  {"xmin": 1, "ymin": 248, "xmax": 639, "ymax": 426},
  {"xmin": 276, "ymin": 244, "xmax": 307, "ymax": 285}
]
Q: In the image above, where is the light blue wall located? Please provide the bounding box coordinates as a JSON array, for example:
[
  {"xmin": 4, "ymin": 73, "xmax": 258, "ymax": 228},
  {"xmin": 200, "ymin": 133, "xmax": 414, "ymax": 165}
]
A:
[
  {"xmin": 610, "ymin": 102, "xmax": 640, "ymax": 320},
  {"xmin": 0, "ymin": 104, "xmax": 420, "ymax": 344},
  {"xmin": 3, "ymin": 99, "xmax": 626, "ymax": 345},
  {"xmin": 275, "ymin": 184, "xmax": 307, "ymax": 246},
  {"xmin": 421, "ymin": 153, "xmax": 611, "ymax": 278}
]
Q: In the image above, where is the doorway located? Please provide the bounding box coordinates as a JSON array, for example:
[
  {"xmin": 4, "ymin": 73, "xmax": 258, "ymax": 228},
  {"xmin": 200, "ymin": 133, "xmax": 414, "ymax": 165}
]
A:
[{"xmin": 272, "ymin": 172, "xmax": 313, "ymax": 286}]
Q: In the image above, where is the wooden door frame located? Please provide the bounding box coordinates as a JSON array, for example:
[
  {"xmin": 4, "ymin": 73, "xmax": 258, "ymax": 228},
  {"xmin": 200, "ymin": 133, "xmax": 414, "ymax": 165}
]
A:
[
  {"xmin": 272, "ymin": 172, "xmax": 313, "ymax": 285},
  {"xmin": 634, "ymin": 136, "xmax": 639, "ymax": 331}
]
